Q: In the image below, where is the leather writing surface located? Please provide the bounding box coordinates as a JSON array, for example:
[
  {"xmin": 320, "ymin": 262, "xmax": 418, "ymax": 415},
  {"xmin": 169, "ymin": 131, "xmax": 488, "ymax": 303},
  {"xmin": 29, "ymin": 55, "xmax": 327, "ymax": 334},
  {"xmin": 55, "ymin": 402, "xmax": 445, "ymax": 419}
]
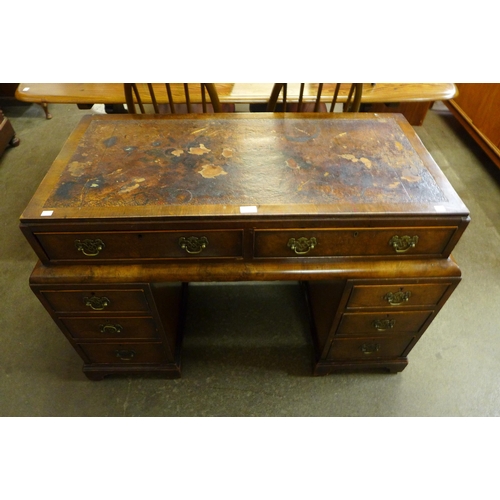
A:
[{"xmin": 44, "ymin": 116, "xmax": 448, "ymax": 211}]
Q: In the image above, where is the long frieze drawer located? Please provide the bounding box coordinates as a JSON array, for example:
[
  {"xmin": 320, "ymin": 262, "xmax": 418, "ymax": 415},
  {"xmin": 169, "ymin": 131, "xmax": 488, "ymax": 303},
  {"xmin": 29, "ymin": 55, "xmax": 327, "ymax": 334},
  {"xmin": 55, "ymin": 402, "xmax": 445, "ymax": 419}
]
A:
[
  {"xmin": 34, "ymin": 230, "xmax": 244, "ymax": 262},
  {"xmin": 253, "ymin": 227, "xmax": 457, "ymax": 258},
  {"xmin": 337, "ymin": 310, "xmax": 433, "ymax": 335},
  {"xmin": 59, "ymin": 317, "xmax": 158, "ymax": 340},
  {"xmin": 78, "ymin": 342, "xmax": 167, "ymax": 364},
  {"xmin": 40, "ymin": 289, "xmax": 151, "ymax": 313},
  {"xmin": 327, "ymin": 334, "xmax": 416, "ymax": 361},
  {"xmin": 347, "ymin": 283, "xmax": 452, "ymax": 308}
]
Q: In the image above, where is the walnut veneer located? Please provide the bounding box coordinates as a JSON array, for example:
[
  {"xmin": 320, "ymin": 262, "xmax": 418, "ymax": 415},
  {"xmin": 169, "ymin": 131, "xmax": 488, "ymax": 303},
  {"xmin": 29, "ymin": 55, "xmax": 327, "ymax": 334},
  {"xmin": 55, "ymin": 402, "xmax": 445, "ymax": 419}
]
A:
[{"xmin": 20, "ymin": 113, "xmax": 469, "ymax": 379}]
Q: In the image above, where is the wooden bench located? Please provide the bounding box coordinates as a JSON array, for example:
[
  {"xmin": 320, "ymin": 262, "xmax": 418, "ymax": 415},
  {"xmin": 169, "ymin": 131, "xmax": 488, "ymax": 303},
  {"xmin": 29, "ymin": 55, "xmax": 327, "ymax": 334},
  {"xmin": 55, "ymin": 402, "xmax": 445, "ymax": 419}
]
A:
[{"xmin": 15, "ymin": 83, "xmax": 457, "ymax": 126}]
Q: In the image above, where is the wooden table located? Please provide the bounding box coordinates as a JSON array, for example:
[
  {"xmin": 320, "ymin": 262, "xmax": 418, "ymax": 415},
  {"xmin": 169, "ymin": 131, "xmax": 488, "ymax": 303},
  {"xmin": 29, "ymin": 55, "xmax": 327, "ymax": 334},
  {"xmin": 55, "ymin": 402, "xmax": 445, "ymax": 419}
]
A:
[
  {"xmin": 15, "ymin": 83, "xmax": 457, "ymax": 125},
  {"xmin": 20, "ymin": 113, "xmax": 469, "ymax": 380}
]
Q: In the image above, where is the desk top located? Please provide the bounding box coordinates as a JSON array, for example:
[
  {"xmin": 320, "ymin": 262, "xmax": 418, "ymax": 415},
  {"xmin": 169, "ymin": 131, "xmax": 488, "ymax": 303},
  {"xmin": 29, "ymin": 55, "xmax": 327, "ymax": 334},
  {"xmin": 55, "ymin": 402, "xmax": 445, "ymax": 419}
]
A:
[
  {"xmin": 15, "ymin": 83, "xmax": 458, "ymax": 105},
  {"xmin": 21, "ymin": 113, "xmax": 468, "ymax": 223}
]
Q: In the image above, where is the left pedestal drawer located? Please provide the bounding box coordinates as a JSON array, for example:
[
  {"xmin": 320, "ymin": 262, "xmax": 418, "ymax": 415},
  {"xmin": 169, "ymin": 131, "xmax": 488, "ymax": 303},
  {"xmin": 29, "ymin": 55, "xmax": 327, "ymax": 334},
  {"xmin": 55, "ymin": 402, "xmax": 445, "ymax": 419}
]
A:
[
  {"xmin": 40, "ymin": 289, "xmax": 151, "ymax": 313},
  {"xmin": 77, "ymin": 342, "xmax": 168, "ymax": 365},
  {"xmin": 59, "ymin": 317, "xmax": 159, "ymax": 340},
  {"xmin": 30, "ymin": 265, "xmax": 186, "ymax": 379}
]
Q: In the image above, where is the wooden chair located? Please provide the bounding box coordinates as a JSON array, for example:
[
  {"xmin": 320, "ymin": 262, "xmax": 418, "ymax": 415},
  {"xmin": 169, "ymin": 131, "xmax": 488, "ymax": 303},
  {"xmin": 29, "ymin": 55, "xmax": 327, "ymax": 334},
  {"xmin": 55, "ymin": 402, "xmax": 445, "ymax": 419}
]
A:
[
  {"xmin": 264, "ymin": 83, "xmax": 364, "ymax": 112},
  {"xmin": 123, "ymin": 83, "xmax": 234, "ymax": 114}
]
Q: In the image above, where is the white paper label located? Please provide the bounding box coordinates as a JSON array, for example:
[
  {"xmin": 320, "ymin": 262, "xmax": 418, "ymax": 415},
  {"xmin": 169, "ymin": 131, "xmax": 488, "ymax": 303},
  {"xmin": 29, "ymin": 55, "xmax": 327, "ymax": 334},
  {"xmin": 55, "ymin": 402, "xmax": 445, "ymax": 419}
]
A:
[
  {"xmin": 41, "ymin": 210, "xmax": 53, "ymax": 216},
  {"xmin": 240, "ymin": 206, "xmax": 258, "ymax": 214},
  {"xmin": 434, "ymin": 205, "xmax": 446, "ymax": 213}
]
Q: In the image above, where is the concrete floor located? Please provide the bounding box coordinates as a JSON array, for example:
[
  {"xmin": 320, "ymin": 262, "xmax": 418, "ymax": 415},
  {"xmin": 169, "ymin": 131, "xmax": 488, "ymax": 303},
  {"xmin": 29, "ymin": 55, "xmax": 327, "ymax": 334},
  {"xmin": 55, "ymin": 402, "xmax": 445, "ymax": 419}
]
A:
[{"xmin": 1, "ymin": 101, "xmax": 500, "ymax": 417}]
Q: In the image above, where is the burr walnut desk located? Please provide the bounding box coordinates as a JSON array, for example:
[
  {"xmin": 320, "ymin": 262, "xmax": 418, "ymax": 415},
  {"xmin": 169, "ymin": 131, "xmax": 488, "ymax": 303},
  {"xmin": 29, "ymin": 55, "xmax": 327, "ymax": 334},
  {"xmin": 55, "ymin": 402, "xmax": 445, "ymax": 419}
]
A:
[{"xmin": 20, "ymin": 113, "xmax": 469, "ymax": 380}]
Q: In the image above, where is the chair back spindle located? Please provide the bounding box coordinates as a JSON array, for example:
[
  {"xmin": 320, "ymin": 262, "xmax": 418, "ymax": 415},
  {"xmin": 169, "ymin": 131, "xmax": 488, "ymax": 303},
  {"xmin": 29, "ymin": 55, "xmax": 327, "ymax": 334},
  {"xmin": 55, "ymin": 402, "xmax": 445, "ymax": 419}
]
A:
[
  {"xmin": 266, "ymin": 83, "xmax": 363, "ymax": 113},
  {"xmin": 124, "ymin": 83, "xmax": 225, "ymax": 114}
]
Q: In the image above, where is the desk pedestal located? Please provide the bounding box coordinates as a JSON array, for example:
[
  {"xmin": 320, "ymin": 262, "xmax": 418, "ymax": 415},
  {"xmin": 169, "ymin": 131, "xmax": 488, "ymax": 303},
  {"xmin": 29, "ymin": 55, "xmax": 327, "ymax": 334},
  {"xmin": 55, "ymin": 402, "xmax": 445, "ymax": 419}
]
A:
[{"xmin": 30, "ymin": 258, "xmax": 461, "ymax": 379}]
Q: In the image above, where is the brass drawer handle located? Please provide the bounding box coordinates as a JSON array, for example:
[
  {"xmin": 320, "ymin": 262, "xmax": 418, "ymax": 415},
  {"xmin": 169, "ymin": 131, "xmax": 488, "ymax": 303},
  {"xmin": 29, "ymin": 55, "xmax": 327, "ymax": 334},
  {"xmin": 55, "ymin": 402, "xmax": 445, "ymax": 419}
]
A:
[
  {"xmin": 84, "ymin": 296, "xmax": 110, "ymax": 311},
  {"xmin": 361, "ymin": 343, "xmax": 381, "ymax": 355},
  {"xmin": 384, "ymin": 291, "xmax": 412, "ymax": 306},
  {"xmin": 99, "ymin": 323, "xmax": 123, "ymax": 334},
  {"xmin": 115, "ymin": 349, "xmax": 135, "ymax": 361},
  {"xmin": 389, "ymin": 235, "xmax": 418, "ymax": 253},
  {"xmin": 287, "ymin": 237, "xmax": 317, "ymax": 255},
  {"xmin": 75, "ymin": 238, "xmax": 105, "ymax": 256},
  {"xmin": 373, "ymin": 319, "xmax": 396, "ymax": 331},
  {"xmin": 179, "ymin": 236, "xmax": 209, "ymax": 254}
]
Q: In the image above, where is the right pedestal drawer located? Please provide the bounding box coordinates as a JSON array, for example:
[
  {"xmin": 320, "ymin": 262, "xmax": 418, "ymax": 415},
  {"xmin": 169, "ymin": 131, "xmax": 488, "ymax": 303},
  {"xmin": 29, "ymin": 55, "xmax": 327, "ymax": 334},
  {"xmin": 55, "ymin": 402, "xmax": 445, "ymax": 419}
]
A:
[
  {"xmin": 336, "ymin": 310, "xmax": 433, "ymax": 336},
  {"xmin": 327, "ymin": 334, "xmax": 417, "ymax": 361},
  {"xmin": 346, "ymin": 283, "xmax": 452, "ymax": 309},
  {"xmin": 308, "ymin": 274, "xmax": 462, "ymax": 374}
]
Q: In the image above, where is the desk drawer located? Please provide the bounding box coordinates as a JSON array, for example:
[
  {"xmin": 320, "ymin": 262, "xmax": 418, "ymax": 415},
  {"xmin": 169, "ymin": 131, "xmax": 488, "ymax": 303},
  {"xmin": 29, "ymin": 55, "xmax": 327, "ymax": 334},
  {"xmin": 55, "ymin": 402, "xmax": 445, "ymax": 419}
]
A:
[
  {"xmin": 35, "ymin": 229, "xmax": 243, "ymax": 263},
  {"xmin": 59, "ymin": 317, "xmax": 158, "ymax": 340},
  {"xmin": 253, "ymin": 227, "xmax": 456, "ymax": 258},
  {"xmin": 337, "ymin": 310, "xmax": 433, "ymax": 336},
  {"xmin": 347, "ymin": 283, "xmax": 451, "ymax": 308},
  {"xmin": 40, "ymin": 289, "xmax": 151, "ymax": 313},
  {"xmin": 78, "ymin": 342, "xmax": 167, "ymax": 364},
  {"xmin": 327, "ymin": 334, "xmax": 416, "ymax": 361}
]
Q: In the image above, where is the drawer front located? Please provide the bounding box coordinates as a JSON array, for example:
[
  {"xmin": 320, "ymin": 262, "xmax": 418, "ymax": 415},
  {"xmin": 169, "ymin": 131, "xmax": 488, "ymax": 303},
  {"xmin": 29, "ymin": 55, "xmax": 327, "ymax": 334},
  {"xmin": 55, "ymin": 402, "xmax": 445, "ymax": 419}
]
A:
[
  {"xmin": 41, "ymin": 289, "xmax": 151, "ymax": 313},
  {"xmin": 327, "ymin": 335, "xmax": 416, "ymax": 361},
  {"xmin": 254, "ymin": 227, "xmax": 456, "ymax": 258},
  {"xmin": 347, "ymin": 283, "xmax": 451, "ymax": 308},
  {"xmin": 59, "ymin": 317, "xmax": 158, "ymax": 340},
  {"xmin": 35, "ymin": 229, "xmax": 243, "ymax": 262},
  {"xmin": 78, "ymin": 342, "xmax": 167, "ymax": 364},
  {"xmin": 337, "ymin": 310, "xmax": 433, "ymax": 335}
]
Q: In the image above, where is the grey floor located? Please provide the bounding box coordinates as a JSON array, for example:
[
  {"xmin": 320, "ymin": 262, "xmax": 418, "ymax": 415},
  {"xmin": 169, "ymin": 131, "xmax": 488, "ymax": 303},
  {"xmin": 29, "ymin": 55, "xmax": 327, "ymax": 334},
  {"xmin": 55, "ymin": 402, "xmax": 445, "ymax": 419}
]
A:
[{"xmin": 1, "ymin": 100, "xmax": 500, "ymax": 417}]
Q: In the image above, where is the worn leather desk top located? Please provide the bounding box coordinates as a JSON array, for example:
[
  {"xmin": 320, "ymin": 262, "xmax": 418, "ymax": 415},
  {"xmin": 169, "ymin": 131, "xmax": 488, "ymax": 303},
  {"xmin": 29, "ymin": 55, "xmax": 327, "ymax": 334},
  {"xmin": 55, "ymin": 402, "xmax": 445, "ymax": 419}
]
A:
[{"xmin": 21, "ymin": 113, "xmax": 469, "ymax": 222}]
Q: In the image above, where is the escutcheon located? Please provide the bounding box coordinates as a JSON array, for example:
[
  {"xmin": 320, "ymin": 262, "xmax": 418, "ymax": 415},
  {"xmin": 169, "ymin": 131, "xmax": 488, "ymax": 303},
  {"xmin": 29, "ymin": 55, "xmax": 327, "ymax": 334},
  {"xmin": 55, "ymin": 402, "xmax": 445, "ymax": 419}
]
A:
[
  {"xmin": 84, "ymin": 296, "xmax": 110, "ymax": 311},
  {"xmin": 389, "ymin": 235, "xmax": 418, "ymax": 253},
  {"xmin": 373, "ymin": 319, "xmax": 396, "ymax": 331},
  {"xmin": 75, "ymin": 238, "xmax": 105, "ymax": 256},
  {"xmin": 361, "ymin": 343, "xmax": 381, "ymax": 355},
  {"xmin": 115, "ymin": 349, "xmax": 135, "ymax": 361},
  {"xmin": 384, "ymin": 291, "xmax": 412, "ymax": 306},
  {"xmin": 179, "ymin": 236, "xmax": 209, "ymax": 254},
  {"xmin": 287, "ymin": 237, "xmax": 317, "ymax": 255},
  {"xmin": 99, "ymin": 323, "xmax": 123, "ymax": 334}
]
